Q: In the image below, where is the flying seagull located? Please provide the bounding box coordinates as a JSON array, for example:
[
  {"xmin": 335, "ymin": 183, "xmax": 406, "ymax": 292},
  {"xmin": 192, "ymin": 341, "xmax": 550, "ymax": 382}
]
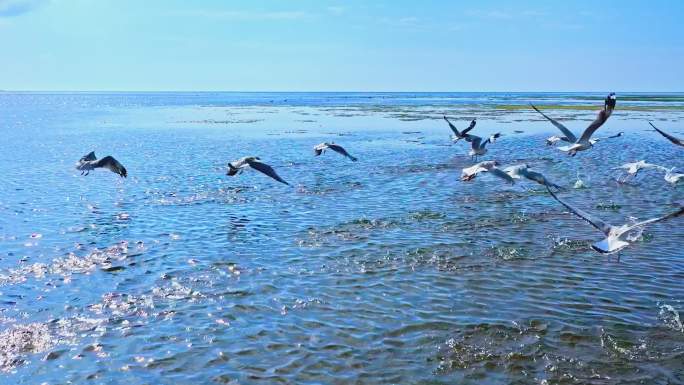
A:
[
  {"xmin": 461, "ymin": 162, "xmax": 561, "ymax": 189},
  {"xmin": 462, "ymin": 132, "xmax": 501, "ymax": 161},
  {"xmin": 444, "ymin": 116, "xmax": 476, "ymax": 142},
  {"xmin": 503, "ymin": 164, "xmax": 563, "ymax": 189},
  {"xmin": 75, "ymin": 151, "xmax": 127, "ymax": 178},
  {"xmin": 313, "ymin": 142, "xmax": 357, "ymax": 161},
  {"xmin": 649, "ymin": 122, "xmax": 684, "ymax": 147},
  {"xmin": 461, "ymin": 161, "xmax": 514, "ymax": 183},
  {"xmin": 546, "ymin": 185, "xmax": 683, "ymax": 253},
  {"xmin": 545, "ymin": 132, "xmax": 622, "ymax": 147},
  {"xmin": 227, "ymin": 157, "xmax": 289, "ymax": 185},
  {"xmin": 532, "ymin": 93, "xmax": 617, "ymax": 156},
  {"xmin": 613, "ymin": 160, "xmax": 664, "ymax": 183}
]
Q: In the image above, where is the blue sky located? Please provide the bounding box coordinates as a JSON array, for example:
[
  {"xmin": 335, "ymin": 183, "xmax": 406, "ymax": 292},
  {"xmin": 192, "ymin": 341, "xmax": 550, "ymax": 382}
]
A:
[{"xmin": 1, "ymin": 0, "xmax": 682, "ymax": 91}]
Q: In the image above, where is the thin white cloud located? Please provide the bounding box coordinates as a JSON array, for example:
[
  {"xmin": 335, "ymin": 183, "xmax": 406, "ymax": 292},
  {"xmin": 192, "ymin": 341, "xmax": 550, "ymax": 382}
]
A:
[
  {"xmin": 379, "ymin": 16, "xmax": 422, "ymax": 28},
  {"xmin": 179, "ymin": 9, "xmax": 312, "ymax": 21},
  {"xmin": 466, "ymin": 9, "xmax": 549, "ymax": 20},
  {"xmin": 466, "ymin": 10, "xmax": 514, "ymax": 20}
]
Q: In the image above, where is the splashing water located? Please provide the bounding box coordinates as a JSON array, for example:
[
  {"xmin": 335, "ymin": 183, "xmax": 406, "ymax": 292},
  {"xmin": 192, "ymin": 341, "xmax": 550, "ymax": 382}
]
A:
[{"xmin": 658, "ymin": 304, "xmax": 684, "ymax": 332}]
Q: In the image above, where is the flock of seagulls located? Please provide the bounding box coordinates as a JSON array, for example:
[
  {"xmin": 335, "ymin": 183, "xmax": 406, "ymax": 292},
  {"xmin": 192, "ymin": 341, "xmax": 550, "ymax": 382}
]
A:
[
  {"xmin": 75, "ymin": 93, "xmax": 682, "ymax": 255},
  {"xmin": 451, "ymin": 93, "xmax": 682, "ymax": 254}
]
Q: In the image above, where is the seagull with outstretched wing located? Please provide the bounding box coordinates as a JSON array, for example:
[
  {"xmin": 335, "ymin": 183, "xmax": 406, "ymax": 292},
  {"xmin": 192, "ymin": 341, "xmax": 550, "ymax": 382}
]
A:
[
  {"xmin": 613, "ymin": 160, "xmax": 665, "ymax": 183},
  {"xmin": 546, "ymin": 185, "xmax": 683, "ymax": 253},
  {"xmin": 504, "ymin": 164, "xmax": 563, "ymax": 190},
  {"xmin": 460, "ymin": 161, "xmax": 514, "ymax": 184},
  {"xmin": 75, "ymin": 151, "xmax": 127, "ymax": 178},
  {"xmin": 313, "ymin": 142, "xmax": 357, "ymax": 161},
  {"xmin": 532, "ymin": 93, "xmax": 617, "ymax": 156},
  {"xmin": 227, "ymin": 156, "xmax": 289, "ymax": 185},
  {"xmin": 462, "ymin": 132, "xmax": 501, "ymax": 161},
  {"xmin": 444, "ymin": 116, "xmax": 476, "ymax": 142}
]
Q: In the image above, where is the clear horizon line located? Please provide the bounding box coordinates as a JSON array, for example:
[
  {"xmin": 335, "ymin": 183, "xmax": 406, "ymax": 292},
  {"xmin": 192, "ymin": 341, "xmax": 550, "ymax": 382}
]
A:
[{"xmin": 1, "ymin": 89, "xmax": 683, "ymax": 93}]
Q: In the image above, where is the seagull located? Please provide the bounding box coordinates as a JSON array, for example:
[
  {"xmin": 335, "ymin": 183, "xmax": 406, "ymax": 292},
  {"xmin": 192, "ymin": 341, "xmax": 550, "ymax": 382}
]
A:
[
  {"xmin": 546, "ymin": 132, "xmax": 622, "ymax": 147},
  {"xmin": 613, "ymin": 160, "xmax": 664, "ymax": 183},
  {"xmin": 546, "ymin": 185, "xmax": 684, "ymax": 253},
  {"xmin": 462, "ymin": 132, "xmax": 501, "ymax": 161},
  {"xmin": 461, "ymin": 162, "xmax": 560, "ymax": 189},
  {"xmin": 227, "ymin": 157, "xmax": 289, "ymax": 185},
  {"xmin": 444, "ymin": 116, "xmax": 476, "ymax": 142},
  {"xmin": 649, "ymin": 122, "xmax": 684, "ymax": 147},
  {"xmin": 75, "ymin": 151, "xmax": 127, "ymax": 177},
  {"xmin": 503, "ymin": 164, "xmax": 563, "ymax": 189},
  {"xmin": 532, "ymin": 93, "xmax": 617, "ymax": 156},
  {"xmin": 313, "ymin": 142, "xmax": 357, "ymax": 161},
  {"xmin": 663, "ymin": 168, "xmax": 684, "ymax": 185},
  {"xmin": 460, "ymin": 161, "xmax": 514, "ymax": 183}
]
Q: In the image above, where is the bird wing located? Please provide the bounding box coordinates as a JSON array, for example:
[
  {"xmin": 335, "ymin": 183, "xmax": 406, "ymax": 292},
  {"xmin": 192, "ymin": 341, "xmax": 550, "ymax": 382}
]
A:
[
  {"xmin": 502, "ymin": 165, "xmax": 524, "ymax": 179},
  {"xmin": 327, "ymin": 144, "xmax": 357, "ymax": 161},
  {"xmin": 461, "ymin": 119, "xmax": 477, "ymax": 136},
  {"xmin": 530, "ymin": 104, "xmax": 577, "ymax": 142},
  {"xmin": 80, "ymin": 151, "xmax": 97, "ymax": 162},
  {"xmin": 478, "ymin": 133, "xmax": 500, "ymax": 150},
  {"xmin": 546, "ymin": 185, "xmax": 612, "ymax": 235},
  {"xmin": 247, "ymin": 160, "xmax": 290, "ymax": 185},
  {"xmin": 578, "ymin": 94, "xmax": 616, "ymax": 143},
  {"xmin": 522, "ymin": 169, "xmax": 561, "ymax": 189},
  {"xmin": 488, "ymin": 167, "xmax": 516, "ymax": 184},
  {"xmin": 621, "ymin": 206, "xmax": 684, "ymax": 233},
  {"xmin": 649, "ymin": 122, "xmax": 684, "ymax": 147},
  {"xmin": 227, "ymin": 162, "xmax": 240, "ymax": 176},
  {"xmin": 314, "ymin": 148, "xmax": 323, "ymax": 156},
  {"xmin": 94, "ymin": 156, "xmax": 127, "ymax": 177},
  {"xmin": 462, "ymin": 163, "xmax": 489, "ymax": 176},
  {"xmin": 443, "ymin": 116, "xmax": 461, "ymax": 136},
  {"xmin": 465, "ymin": 134, "xmax": 483, "ymax": 149}
]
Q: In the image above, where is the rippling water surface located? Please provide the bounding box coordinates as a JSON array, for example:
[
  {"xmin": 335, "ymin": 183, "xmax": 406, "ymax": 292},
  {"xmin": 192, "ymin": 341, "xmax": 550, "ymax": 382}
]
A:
[{"xmin": 1, "ymin": 92, "xmax": 683, "ymax": 384}]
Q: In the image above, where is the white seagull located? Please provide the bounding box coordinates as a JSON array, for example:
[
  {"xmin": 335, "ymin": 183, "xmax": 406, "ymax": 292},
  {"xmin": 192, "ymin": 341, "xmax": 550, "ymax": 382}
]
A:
[
  {"xmin": 532, "ymin": 93, "xmax": 617, "ymax": 156},
  {"xmin": 444, "ymin": 116, "xmax": 477, "ymax": 142},
  {"xmin": 614, "ymin": 160, "xmax": 664, "ymax": 183},
  {"xmin": 462, "ymin": 132, "xmax": 501, "ymax": 161},
  {"xmin": 546, "ymin": 132, "xmax": 622, "ymax": 147},
  {"xmin": 227, "ymin": 157, "xmax": 289, "ymax": 185},
  {"xmin": 504, "ymin": 164, "xmax": 563, "ymax": 189},
  {"xmin": 461, "ymin": 162, "xmax": 561, "ymax": 189},
  {"xmin": 546, "ymin": 185, "xmax": 684, "ymax": 253},
  {"xmin": 460, "ymin": 161, "xmax": 514, "ymax": 183},
  {"xmin": 313, "ymin": 142, "xmax": 357, "ymax": 161},
  {"xmin": 75, "ymin": 151, "xmax": 127, "ymax": 178}
]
